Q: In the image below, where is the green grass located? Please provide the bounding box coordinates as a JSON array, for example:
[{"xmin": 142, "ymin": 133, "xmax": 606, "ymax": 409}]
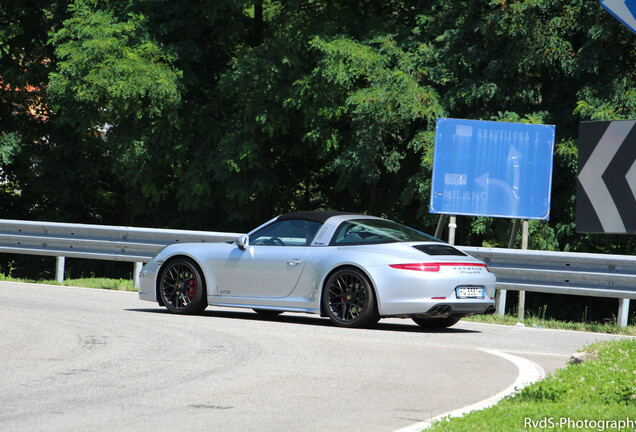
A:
[
  {"xmin": 0, "ymin": 274, "xmax": 136, "ymax": 291},
  {"xmin": 427, "ymin": 338, "xmax": 636, "ymax": 431},
  {"xmin": 464, "ymin": 312, "xmax": 636, "ymax": 336}
]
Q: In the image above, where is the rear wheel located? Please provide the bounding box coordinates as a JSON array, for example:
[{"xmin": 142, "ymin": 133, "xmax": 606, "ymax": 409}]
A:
[
  {"xmin": 159, "ymin": 257, "xmax": 207, "ymax": 314},
  {"xmin": 412, "ymin": 316, "xmax": 461, "ymax": 329},
  {"xmin": 322, "ymin": 267, "xmax": 379, "ymax": 328}
]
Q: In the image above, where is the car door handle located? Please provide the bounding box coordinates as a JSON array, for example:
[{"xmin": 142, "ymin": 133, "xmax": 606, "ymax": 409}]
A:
[{"xmin": 287, "ymin": 259, "xmax": 303, "ymax": 266}]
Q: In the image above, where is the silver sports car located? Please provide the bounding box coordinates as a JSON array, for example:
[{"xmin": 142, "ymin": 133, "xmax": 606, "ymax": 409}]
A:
[{"xmin": 139, "ymin": 211, "xmax": 496, "ymax": 328}]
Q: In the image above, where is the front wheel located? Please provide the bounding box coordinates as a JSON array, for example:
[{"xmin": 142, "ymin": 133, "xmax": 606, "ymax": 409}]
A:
[
  {"xmin": 412, "ymin": 316, "xmax": 461, "ymax": 329},
  {"xmin": 322, "ymin": 267, "xmax": 379, "ymax": 328},
  {"xmin": 159, "ymin": 257, "xmax": 207, "ymax": 314}
]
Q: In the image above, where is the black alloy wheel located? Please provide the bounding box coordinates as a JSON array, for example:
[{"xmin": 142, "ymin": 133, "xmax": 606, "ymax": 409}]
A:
[
  {"xmin": 159, "ymin": 257, "xmax": 207, "ymax": 314},
  {"xmin": 323, "ymin": 267, "xmax": 379, "ymax": 328}
]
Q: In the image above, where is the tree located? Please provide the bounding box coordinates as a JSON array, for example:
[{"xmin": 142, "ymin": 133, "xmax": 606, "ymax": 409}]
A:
[
  {"xmin": 0, "ymin": 0, "xmax": 63, "ymax": 218},
  {"xmin": 1, "ymin": 0, "xmax": 634, "ymax": 254},
  {"xmin": 408, "ymin": 0, "xmax": 635, "ymax": 251}
]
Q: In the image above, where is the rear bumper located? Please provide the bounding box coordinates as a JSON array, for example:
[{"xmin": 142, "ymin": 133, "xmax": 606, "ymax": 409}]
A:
[
  {"xmin": 419, "ymin": 301, "xmax": 496, "ymax": 317},
  {"xmin": 367, "ymin": 264, "xmax": 497, "ymax": 317},
  {"xmin": 380, "ymin": 297, "xmax": 496, "ymax": 318}
]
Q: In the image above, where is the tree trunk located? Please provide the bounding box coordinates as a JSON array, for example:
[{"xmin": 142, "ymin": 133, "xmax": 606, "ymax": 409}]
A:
[{"xmin": 253, "ymin": 0, "xmax": 263, "ymax": 45}]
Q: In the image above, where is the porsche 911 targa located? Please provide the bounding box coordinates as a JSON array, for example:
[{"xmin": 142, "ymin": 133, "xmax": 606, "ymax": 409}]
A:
[{"xmin": 139, "ymin": 211, "xmax": 496, "ymax": 328}]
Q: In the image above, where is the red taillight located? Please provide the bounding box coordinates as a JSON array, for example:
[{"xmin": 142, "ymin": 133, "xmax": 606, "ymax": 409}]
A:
[
  {"xmin": 389, "ymin": 262, "xmax": 489, "ymax": 272},
  {"xmin": 389, "ymin": 263, "xmax": 440, "ymax": 272}
]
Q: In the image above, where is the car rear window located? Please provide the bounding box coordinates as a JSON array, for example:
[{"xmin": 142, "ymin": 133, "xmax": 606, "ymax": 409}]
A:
[
  {"xmin": 331, "ymin": 219, "xmax": 441, "ymax": 245},
  {"xmin": 412, "ymin": 244, "xmax": 466, "ymax": 256}
]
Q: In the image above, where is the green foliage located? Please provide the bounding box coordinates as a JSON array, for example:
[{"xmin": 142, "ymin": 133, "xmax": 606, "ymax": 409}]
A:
[
  {"xmin": 575, "ymin": 78, "xmax": 636, "ymax": 121},
  {"xmin": 465, "ymin": 313, "xmax": 636, "ymax": 336},
  {"xmin": 210, "ymin": 1, "xmax": 445, "ymax": 225},
  {"xmin": 408, "ymin": 0, "xmax": 635, "ymax": 252},
  {"xmin": 1, "ymin": 1, "xmax": 61, "ymax": 220},
  {"xmin": 0, "ymin": 273, "xmax": 136, "ymax": 291},
  {"xmin": 48, "ymin": 1, "xmax": 182, "ymax": 129},
  {"xmin": 42, "ymin": 0, "xmax": 190, "ymax": 225},
  {"xmin": 307, "ymin": 35, "xmax": 444, "ymax": 217},
  {"xmin": 0, "ymin": 132, "xmax": 21, "ymax": 164},
  {"xmin": 55, "ymin": 277, "xmax": 136, "ymax": 291},
  {"xmin": 517, "ymin": 340, "xmax": 636, "ymax": 406},
  {"xmin": 1, "ymin": 0, "xmax": 634, "ymax": 253}
]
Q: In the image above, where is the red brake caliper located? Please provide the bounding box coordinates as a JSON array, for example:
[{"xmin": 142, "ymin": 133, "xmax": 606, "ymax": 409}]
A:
[{"xmin": 188, "ymin": 278, "xmax": 196, "ymax": 300}]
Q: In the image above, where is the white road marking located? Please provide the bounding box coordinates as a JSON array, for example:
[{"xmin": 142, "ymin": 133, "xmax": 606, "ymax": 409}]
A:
[
  {"xmin": 461, "ymin": 319, "xmax": 634, "ymax": 338},
  {"xmin": 501, "ymin": 350, "xmax": 570, "ymax": 358},
  {"xmin": 394, "ymin": 349, "xmax": 545, "ymax": 432}
]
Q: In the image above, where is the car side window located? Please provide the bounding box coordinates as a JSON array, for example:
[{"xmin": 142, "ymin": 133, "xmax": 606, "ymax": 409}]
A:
[{"xmin": 250, "ymin": 219, "xmax": 322, "ymax": 246}]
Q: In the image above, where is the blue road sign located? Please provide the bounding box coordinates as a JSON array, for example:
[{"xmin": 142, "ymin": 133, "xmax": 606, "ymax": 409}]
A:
[
  {"xmin": 601, "ymin": 0, "xmax": 636, "ymax": 35},
  {"xmin": 430, "ymin": 118, "xmax": 556, "ymax": 220}
]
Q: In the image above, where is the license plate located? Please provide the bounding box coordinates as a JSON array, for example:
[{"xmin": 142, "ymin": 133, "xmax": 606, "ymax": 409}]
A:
[{"xmin": 456, "ymin": 287, "xmax": 485, "ymax": 299}]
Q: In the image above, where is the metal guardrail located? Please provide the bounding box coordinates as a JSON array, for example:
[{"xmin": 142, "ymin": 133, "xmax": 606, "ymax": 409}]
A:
[
  {"xmin": 0, "ymin": 219, "xmax": 634, "ymax": 327},
  {"xmin": 460, "ymin": 246, "xmax": 636, "ymax": 327},
  {"xmin": 0, "ymin": 219, "xmax": 242, "ymax": 287}
]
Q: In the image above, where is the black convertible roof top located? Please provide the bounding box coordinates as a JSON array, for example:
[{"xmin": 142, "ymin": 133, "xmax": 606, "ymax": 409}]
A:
[{"xmin": 277, "ymin": 211, "xmax": 360, "ymax": 224}]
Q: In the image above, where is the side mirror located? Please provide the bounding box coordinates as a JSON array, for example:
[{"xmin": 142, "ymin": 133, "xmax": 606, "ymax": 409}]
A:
[{"xmin": 237, "ymin": 234, "xmax": 249, "ymax": 250}]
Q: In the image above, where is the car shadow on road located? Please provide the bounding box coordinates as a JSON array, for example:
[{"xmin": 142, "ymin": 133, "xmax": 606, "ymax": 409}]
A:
[{"xmin": 127, "ymin": 307, "xmax": 480, "ymax": 334}]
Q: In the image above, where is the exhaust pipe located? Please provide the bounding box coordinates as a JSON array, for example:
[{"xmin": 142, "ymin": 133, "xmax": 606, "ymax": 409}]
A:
[{"xmin": 427, "ymin": 305, "xmax": 451, "ymax": 316}]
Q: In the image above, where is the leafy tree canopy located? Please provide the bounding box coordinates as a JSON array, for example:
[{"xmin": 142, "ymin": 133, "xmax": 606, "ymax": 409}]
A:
[{"xmin": 0, "ymin": 0, "xmax": 634, "ymax": 253}]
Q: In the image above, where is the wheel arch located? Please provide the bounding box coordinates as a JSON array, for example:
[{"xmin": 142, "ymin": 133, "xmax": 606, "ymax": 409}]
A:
[{"xmin": 318, "ymin": 264, "xmax": 379, "ymax": 317}]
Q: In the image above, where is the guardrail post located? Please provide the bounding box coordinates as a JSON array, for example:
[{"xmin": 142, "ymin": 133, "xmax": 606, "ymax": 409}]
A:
[
  {"xmin": 55, "ymin": 256, "xmax": 65, "ymax": 283},
  {"xmin": 495, "ymin": 289, "xmax": 506, "ymax": 316},
  {"xmin": 133, "ymin": 262, "xmax": 143, "ymax": 289},
  {"xmin": 617, "ymin": 298, "xmax": 630, "ymax": 328}
]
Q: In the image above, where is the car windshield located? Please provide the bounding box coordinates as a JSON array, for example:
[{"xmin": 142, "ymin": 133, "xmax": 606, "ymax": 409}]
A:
[
  {"xmin": 331, "ymin": 219, "xmax": 442, "ymax": 245},
  {"xmin": 250, "ymin": 219, "xmax": 322, "ymax": 246}
]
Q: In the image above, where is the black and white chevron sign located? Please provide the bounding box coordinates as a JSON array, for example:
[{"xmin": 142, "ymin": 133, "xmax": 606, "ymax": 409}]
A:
[{"xmin": 577, "ymin": 120, "xmax": 636, "ymax": 234}]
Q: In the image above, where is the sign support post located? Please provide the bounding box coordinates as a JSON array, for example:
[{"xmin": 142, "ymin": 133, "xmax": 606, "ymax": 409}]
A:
[
  {"xmin": 434, "ymin": 214, "xmax": 447, "ymax": 239},
  {"xmin": 497, "ymin": 219, "xmax": 520, "ymax": 316},
  {"xmin": 508, "ymin": 220, "xmax": 520, "ymax": 249},
  {"xmin": 448, "ymin": 216, "xmax": 457, "ymax": 245},
  {"xmin": 517, "ymin": 220, "xmax": 529, "ymax": 320}
]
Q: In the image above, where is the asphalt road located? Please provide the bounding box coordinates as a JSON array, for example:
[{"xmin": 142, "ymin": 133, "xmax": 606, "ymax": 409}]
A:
[{"xmin": 0, "ymin": 281, "xmax": 628, "ymax": 432}]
